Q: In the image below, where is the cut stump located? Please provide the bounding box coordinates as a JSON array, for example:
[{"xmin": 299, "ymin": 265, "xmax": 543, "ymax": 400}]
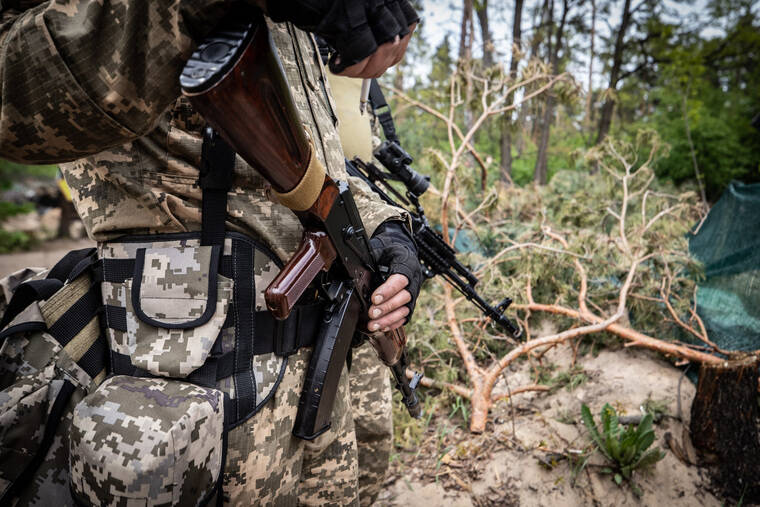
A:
[{"xmin": 690, "ymin": 355, "xmax": 760, "ymax": 501}]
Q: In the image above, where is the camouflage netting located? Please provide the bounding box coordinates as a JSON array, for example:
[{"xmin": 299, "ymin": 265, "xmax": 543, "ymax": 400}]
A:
[{"xmin": 689, "ymin": 181, "xmax": 760, "ymax": 351}]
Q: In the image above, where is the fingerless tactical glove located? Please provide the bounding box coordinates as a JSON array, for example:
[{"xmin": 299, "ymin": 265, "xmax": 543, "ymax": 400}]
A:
[
  {"xmin": 369, "ymin": 220, "xmax": 423, "ymax": 323},
  {"xmin": 265, "ymin": 0, "xmax": 419, "ymax": 73}
]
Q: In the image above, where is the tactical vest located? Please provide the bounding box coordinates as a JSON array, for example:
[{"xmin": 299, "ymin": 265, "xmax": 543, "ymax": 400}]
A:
[{"xmin": 0, "ymin": 130, "xmax": 322, "ymax": 506}]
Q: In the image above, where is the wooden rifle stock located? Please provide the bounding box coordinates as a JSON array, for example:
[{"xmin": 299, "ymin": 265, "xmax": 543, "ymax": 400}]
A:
[
  {"xmin": 180, "ymin": 9, "xmax": 421, "ymax": 428},
  {"xmin": 180, "ymin": 12, "xmax": 308, "ymax": 193}
]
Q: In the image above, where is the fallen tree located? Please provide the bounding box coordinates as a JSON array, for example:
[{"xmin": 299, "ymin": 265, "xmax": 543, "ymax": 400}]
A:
[{"xmin": 394, "ymin": 91, "xmax": 733, "ymax": 432}]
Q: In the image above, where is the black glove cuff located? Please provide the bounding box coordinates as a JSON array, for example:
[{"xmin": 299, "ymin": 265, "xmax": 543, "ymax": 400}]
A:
[
  {"xmin": 397, "ymin": 0, "xmax": 420, "ymax": 26},
  {"xmin": 370, "ymin": 221, "xmax": 423, "ymax": 324},
  {"xmin": 327, "ymin": 25, "xmax": 379, "ymax": 73},
  {"xmin": 367, "ymin": 3, "xmax": 403, "ymax": 46}
]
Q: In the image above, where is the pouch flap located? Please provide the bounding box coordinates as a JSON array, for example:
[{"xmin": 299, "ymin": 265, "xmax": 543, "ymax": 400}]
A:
[{"xmin": 132, "ymin": 245, "xmax": 221, "ymax": 329}]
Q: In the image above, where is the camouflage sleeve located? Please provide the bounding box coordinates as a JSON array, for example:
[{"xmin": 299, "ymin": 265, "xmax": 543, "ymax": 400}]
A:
[
  {"xmin": 347, "ymin": 174, "xmax": 408, "ymax": 238},
  {"xmin": 0, "ymin": 1, "xmax": 241, "ymax": 164}
]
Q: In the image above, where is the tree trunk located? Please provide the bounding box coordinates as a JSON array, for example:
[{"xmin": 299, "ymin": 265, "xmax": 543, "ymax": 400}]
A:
[
  {"xmin": 459, "ymin": 0, "xmax": 474, "ymax": 61},
  {"xmin": 500, "ymin": 0, "xmax": 525, "ymax": 183},
  {"xmin": 475, "ymin": 0, "xmax": 493, "ymax": 68},
  {"xmin": 595, "ymin": 0, "xmax": 633, "ymax": 144},
  {"xmin": 533, "ymin": 95, "xmax": 554, "ymax": 184},
  {"xmin": 521, "ymin": 0, "xmax": 549, "ymax": 146},
  {"xmin": 460, "ymin": 0, "xmax": 475, "ymax": 132},
  {"xmin": 690, "ymin": 356, "xmax": 760, "ymax": 502},
  {"xmin": 585, "ymin": 0, "xmax": 596, "ymax": 137},
  {"xmin": 533, "ymin": 0, "xmax": 568, "ymax": 184}
]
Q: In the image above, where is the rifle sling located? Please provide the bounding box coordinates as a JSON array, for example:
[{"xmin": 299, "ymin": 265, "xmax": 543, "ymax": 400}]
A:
[
  {"xmin": 199, "ymin": 126, "xmax": 236, "ymax": 247},
  {"xmin": 368, "ymin": 79, "xmax": 400, "ymax": 144}
]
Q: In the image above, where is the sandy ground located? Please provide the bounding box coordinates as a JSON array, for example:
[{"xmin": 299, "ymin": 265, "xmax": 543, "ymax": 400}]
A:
[
  {"xmin": 377, "ymin": 343, "xmax": 723, "ymax": 506},
  {"xmin": 0, "ymin": 238, "xmax": 95, "ymax": 277}
]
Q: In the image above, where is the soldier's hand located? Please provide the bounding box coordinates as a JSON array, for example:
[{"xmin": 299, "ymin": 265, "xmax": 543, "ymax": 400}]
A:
[
  {"xmin": 265, "ymin": 0, "xmax": 420, "ymax": 78},
  {"xmin": 367, "ymin": 274, "xmax": 411, "ymax": 332},
  {"xmin": 367, "ymin": 221, "xmax": 423, "ymax": 332},
  {"xmin": 335, "ymin": 23, "xmax": 417, "ymax": 79}
]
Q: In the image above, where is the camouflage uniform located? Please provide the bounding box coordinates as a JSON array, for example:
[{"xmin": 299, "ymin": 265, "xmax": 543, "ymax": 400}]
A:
[
  {"xmin": 349, "ymin": 344, "xmax": 393, "ymax": 506},
  {"xmin": 0, "ymin": 1, "xmax": 403, "ymax": 504}
]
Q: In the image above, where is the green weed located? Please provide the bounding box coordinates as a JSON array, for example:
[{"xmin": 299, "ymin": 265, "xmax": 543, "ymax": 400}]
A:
[{"xmin": 581, "ymin": 403, "xmax": 665, "ymax": 493}]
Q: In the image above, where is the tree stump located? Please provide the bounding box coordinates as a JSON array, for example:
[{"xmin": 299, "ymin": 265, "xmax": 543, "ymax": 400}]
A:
[{"xmin": 690, "ymin": 355, "xmax": 760, "ymax": 501}]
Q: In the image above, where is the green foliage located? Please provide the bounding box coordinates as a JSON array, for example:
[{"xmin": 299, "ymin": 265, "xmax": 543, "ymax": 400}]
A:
[
  {"xmin": 0, "ymin": 201, "xmax": 34, "ymax": 221},
  {"xmin": 581, "ymin": 403, "xmax": 665, "ymax": 489},
  {"xmin": 615, "ymin": 7, "xmax": 760, "ymax": 199},
  {"xmin": 0, "ymin": 159, "xmax": 57, "ymax": 189},
  {"xmin": 0, "ymin": 201, "xmax": 36, "ymax": 253},
  {"xmin": 0, "ymin": 230, "xmax": 34, "ymax": 254},
  {"xmin": 404, "ymin": 133, "xmax": 703, "ymax": 411}
]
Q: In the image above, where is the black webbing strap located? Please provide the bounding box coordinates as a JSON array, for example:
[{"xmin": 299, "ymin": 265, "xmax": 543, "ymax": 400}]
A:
[
  {"xmin": 100, "ymin": 258, "xmax": 134, "ymax": 283},
  {"xmin": 110, "ymin": 351, "xmax": 235, "ymax": 385},
  {"xmin": 0, "ymin": 279, "xmax": 62, "ymax": 330},
  {"xmin": 47, "ymin": 248, "xmax": 97, "ymax": 283},
  {"xmin": 232, "ymin": 238, "xmax": 255, "ymax": 420},
  {"xmin": 266, "ymin": 301, "xmax": 324, "ymax": 356},
  {"xmin": 200, "ymin": 127, "xmax": 236, "ymax": 247},
  {"xmin": 104, "ymin": 301, "xmax": 322, "ymax": 356},
  {"xmin": 1, "ymin": 247, "xmax": 99, "ymax": 330},
  {"xmin": 47, "ymin": 284, "xmax": 101, "ymax": 346},
  {"xmin": 369, "ymin": 79, "xmax": 400, "ymax": 144}
]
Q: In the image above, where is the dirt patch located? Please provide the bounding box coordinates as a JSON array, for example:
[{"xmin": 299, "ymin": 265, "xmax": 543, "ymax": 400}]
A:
[{"xmin": 379, "ymin": 344, "xmax": 722, "ymax": 506}]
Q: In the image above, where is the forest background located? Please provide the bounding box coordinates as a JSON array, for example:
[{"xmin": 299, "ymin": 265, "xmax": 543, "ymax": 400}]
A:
[{"xmin": 390, "ymin": 0, "xmax": 759, "ymax": 195}]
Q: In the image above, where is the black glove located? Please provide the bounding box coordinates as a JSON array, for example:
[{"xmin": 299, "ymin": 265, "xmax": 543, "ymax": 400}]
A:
[
  {"xmin": 265, "ymin": 0, "xmax": 419, "ymax": 73},
  {"xmin": 369, "ymin": 220, "xmax": 423, "ymax": 323}
]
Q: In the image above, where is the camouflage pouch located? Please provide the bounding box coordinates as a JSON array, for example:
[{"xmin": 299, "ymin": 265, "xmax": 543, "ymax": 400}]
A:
[
  {"xmin": 100, "ymin": 232, "xmax": 304, "ymax": 428},
  {"xmin": 0, "ymin": 251, "xmax": 108, "ymax": 505},
  {"xmin": 123, "ymin": 244, "xmax": 232, "ymax": 378},
  {"xmin": 70, "ymin": 375, "xmax": 225, "ymax": 507}
]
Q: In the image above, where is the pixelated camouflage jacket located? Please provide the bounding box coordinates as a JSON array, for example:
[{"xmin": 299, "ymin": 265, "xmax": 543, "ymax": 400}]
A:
[{"xmin": 0, "ymin": 1, "xmax": 403, "ymax": 260}]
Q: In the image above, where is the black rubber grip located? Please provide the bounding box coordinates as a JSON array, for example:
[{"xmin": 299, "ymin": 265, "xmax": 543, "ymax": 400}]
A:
[{"xmin": 180, "ymin": 13, "xmax": 258, "ymax": 93}]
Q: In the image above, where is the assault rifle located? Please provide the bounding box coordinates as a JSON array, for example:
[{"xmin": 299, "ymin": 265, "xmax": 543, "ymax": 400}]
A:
[
  {"xmin": 180, "ymin": 8, "xmax": 421, "ymax": 440},
  {"xmin": 347, "ymin": 140, "xmax": 521, "ymax": 338}
]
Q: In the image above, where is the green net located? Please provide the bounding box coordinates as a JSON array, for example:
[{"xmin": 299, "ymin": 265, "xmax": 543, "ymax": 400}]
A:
[{"xmin": 689, "ymin": 181, "xmax": 760, "ymax": 351}]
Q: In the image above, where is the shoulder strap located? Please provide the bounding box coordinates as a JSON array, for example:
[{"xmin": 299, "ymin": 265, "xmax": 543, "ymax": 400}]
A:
[
  {"xmin": 0, "ymin": 247, "xmax": 98, "ymax": 331},
  {"xmin": 0, "ymin": 279, "xmax": 62, "ymax": 330},
  {"xmin": 199, "ymin": 126, "xmax": 236, "ymax": 247},
  {"xmin": 47, "ymin": 247, "xmax": 97, "ymax": 282},
  {"xmin": 368, "ymin": 79, "xmax": 400, "ymax": 145},
  {"xmin": 312, "ymin": 36, "xmax": 401, "ymax": 147}
]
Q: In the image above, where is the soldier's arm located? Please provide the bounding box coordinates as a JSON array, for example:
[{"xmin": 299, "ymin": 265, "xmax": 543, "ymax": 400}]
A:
[
  {"xmin": 0, "ymin": 1, "xmax": 417, "ymax": 164},
  {"xmin": 0, "ymin": 1, "xmax": 255, "ymax": 163}
]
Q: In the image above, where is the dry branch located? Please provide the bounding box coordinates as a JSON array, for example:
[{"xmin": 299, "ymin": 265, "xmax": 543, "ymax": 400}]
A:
[{"xmin": 393, "ymin": 71, "xmax": 727, "ymax": 434}]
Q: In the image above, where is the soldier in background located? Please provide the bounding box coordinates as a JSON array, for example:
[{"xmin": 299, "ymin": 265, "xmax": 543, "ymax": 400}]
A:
[{"xmin": 0, "ymin": 0, "xmax": 419, "ymax": 504}]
